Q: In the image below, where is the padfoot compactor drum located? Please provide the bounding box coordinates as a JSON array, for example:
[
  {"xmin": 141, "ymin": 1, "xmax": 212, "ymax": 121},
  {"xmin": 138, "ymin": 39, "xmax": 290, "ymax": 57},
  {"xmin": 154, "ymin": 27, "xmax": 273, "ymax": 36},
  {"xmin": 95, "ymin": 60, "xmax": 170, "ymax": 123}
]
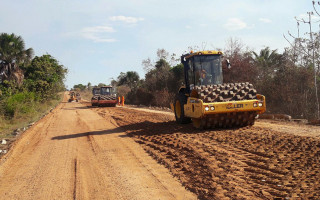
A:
[
  {"xmin": 170, "ymin": 51, "xmax": 266, "ymax": 129},
  {"xmin": 91, "ymin": 87, "xmax": 100, "ymax": 106},
  {"xmin": 97, "ymin": 86, "xmax": 117, "ymax": 107}
]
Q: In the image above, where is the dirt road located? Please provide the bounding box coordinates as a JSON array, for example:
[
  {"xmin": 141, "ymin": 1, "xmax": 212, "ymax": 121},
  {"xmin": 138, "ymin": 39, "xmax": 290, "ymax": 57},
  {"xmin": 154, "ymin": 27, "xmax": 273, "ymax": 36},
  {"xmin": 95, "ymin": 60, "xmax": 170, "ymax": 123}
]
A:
[
  {"xmin": 0, "ymin": 93, "xmax": 196, "ymax": 200},
  {"xmin": 1, "ymin": 93, "xmax": 320, "ymax": 200},
  {"xmin": 99, "ymin": 106, "xmax": 320, "ymax": 200}
]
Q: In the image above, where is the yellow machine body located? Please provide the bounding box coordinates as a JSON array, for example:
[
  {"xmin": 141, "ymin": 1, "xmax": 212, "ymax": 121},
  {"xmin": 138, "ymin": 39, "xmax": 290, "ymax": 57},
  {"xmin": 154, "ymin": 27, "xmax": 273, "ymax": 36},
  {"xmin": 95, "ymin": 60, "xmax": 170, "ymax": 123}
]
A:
[
  {"xmin": 170, "ymin": 95, "xmax": 265, "ymax": 118},
  {"xmin": 170, "ymin": 50, "xmax": 267, "ymax": 128},
  {"xmin": 183, "ymin": 95, "xmax": 265, "ymax": 118}
]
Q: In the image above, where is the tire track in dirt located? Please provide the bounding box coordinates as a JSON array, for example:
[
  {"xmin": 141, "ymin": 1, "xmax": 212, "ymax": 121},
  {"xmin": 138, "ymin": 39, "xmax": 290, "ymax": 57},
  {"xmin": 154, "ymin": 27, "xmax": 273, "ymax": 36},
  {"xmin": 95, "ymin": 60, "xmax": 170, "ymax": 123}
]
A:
[
  {"xmin": 73, "ymin": 158, "xmax": 78, "ymax": 200},
  {"xmin": 101, "ymin": 106, "xmax": 320, "ymax": 200},
  {"xmin": 0, "ymin": 94, "xmax": 196, "ymax": 200}
]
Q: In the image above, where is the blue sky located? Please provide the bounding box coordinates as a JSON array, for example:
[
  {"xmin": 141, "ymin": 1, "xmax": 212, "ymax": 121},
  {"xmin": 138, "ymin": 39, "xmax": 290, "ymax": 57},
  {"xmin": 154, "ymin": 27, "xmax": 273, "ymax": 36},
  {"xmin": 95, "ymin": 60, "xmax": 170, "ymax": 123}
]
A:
[{"xmin": 1, "ymin": 0, "xmax": 318, "ymax": 88}]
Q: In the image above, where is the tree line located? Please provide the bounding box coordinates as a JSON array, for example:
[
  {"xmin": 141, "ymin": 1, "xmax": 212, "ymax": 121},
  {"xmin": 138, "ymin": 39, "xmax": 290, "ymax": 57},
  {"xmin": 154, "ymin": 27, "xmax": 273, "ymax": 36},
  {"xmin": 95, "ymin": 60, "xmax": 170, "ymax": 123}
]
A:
[
  {"xmin": 110, "ymin": 2, "xmax": 320, "ymax": 120},
  {"xmin": 112, "ymin": 26, "xmax": 320, "ymax": 119},
  {"xmin": 79, "ymin": 1, "xmax": 320, "ymax": 120},
  {"xmin": 0, "ymin": 33, "xmax": 67, "ymax": 119}
]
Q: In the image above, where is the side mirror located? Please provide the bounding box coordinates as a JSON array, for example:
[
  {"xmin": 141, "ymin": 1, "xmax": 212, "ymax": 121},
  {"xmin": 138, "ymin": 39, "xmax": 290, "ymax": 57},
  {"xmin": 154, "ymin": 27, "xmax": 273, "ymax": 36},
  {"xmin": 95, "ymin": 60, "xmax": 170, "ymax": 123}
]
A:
[{"xmin": 226, "ymin": 59, "xmax": 231, "ymax": 69}]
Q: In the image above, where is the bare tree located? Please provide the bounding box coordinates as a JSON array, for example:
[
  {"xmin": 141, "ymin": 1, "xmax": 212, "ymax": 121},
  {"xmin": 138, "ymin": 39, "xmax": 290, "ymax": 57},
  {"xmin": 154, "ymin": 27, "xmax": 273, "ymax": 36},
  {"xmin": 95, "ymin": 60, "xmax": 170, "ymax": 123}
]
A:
[
  {"xmin": 156, "ymin": 48, "xmax": 169, "ymax": 60},
  {"xmin": 142, "ymin": 57, "xmax": 153, "ymax": 72},
  {"xmin": 224, "ymin": 37, "xmax": 245, "ymax": 57},
  {"xmin": 284, "ymin": 3, "xmax": 320, "ymax": 119}
]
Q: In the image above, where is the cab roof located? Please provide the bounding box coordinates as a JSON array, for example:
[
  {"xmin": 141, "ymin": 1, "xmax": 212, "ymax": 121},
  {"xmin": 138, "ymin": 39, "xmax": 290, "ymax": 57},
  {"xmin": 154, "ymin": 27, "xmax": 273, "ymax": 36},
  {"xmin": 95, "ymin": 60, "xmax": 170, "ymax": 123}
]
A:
[{"xmin": 184, "ymin": 50, "xmax": 223, "ymax": 59}]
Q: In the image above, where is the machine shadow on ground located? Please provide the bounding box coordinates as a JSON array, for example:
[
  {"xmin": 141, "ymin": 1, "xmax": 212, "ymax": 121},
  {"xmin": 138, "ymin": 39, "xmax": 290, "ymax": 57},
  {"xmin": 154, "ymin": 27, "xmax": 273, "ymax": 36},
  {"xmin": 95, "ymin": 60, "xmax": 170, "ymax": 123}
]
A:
[
  {"xmin": 62, "ymin": 106, "xmax": 93, "ymax": 110},
  {"xmin": 50, "ymin": 118, "xmax": 239, "ymax": 141},
  {"xmin": 51, "ymin": 127, "xmax": 124, "ymax": 140},
  {"xmin": 61, "ymin": 105, "xmax": 114, "ymax": 110},
  {"xmin": 111, "ymin": 119, "xmax": 240, "ymax": 137},
  {"xmin": 50, "ymin": 121, "xmax": 186, "ymax": 141}
]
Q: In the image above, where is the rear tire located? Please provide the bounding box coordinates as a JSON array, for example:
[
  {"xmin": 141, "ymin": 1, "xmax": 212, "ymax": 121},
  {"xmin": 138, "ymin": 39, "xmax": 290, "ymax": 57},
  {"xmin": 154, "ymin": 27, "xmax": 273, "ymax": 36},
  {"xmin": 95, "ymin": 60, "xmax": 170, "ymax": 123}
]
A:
[
  {"xmin": 192, "ymin": 118, "xmax": 204, "ymax": 129},
  {"xmin": 174, "ymin": 94, "xmax": 191, "ymax": 124}
]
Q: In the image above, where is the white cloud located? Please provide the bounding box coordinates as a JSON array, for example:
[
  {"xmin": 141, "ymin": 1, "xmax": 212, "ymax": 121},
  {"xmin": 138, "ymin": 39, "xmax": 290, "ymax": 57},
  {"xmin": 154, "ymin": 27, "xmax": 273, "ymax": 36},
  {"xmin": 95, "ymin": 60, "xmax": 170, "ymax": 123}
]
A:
[
  {"xmin": 109, "ymin": 16, "xmax": 144, "ymax": 24},
  {"xmin": 259, "ymin": 18, "xmax": 272, "ymax": 23},
  {"xmin": 224, "ymin": 18, "xmax": 247, "ymax": 31},
  {"xmin": 82, "ymin": 26, "xmax": 115, "ymax": 33},
  {"xmin": 185, "ymin": 25, "xmax": 192, "ymax": 29},
  {"xmin": 80, "ymin": 26, "xmax": 116, "ymax": 43},
  {"xmin": 297, "ymin": 13, "xmax": 320, "ymax": 22}
]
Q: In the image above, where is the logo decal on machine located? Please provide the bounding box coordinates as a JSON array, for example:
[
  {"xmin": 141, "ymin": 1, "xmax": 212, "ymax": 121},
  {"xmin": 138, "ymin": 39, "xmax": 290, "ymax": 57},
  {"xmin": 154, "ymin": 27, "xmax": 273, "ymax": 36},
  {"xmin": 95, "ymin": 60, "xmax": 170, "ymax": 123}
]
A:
[{"xmin": 226, "ymin": 103, "xmax": 243, "ymax": 109}]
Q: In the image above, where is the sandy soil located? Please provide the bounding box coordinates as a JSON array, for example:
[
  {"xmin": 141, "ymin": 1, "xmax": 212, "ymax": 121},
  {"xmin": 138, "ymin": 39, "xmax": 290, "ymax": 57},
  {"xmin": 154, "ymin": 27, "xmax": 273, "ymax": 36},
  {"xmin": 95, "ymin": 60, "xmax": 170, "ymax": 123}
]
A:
[
  {"xmin": 0, "ymin": 93, "xmax": 196, "ymax": 200},
  {"xmin": 2, "ymin": 93, "xmax": 320, "ymax": 200},
  {"xmin": 123, "ymin": 106, "xmax": 320, "ymax": 138},
  {"xmin": 97, "ymin": 106, "xmax": 320, "ymax": 200}
]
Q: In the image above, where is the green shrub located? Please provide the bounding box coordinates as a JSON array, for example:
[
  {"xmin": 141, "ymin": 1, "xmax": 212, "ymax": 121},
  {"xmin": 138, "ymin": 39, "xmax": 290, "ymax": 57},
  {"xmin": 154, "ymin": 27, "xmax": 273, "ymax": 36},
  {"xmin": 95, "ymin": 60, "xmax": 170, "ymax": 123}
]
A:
[{"xmin": 4, "ymin": 92, "xmax": 37, "ymax": 118}]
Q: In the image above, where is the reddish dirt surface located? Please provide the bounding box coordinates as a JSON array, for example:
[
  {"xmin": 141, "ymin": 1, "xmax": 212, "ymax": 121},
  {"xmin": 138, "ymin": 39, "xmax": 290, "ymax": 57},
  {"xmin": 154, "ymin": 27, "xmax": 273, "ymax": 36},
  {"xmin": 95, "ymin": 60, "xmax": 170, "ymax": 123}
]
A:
[
  {"xmin": 2, "ymin": 92, "xmax": 320, "ymax": 200},
  {"xmin": 97, "ymin": 106, "xmax": 320, "ymax": 200},
  {"xmin": 0, "ymin": 93, "xmax": 196, "ymax": 200}
]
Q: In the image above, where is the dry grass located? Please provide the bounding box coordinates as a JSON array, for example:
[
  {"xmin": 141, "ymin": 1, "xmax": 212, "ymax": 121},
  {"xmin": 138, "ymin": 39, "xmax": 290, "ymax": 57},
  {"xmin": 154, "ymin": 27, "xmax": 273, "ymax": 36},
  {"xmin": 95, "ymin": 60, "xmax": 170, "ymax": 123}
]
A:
[
  {"xmin": 0, "ymin": 93, "xmax": 63, "ymax": 140},
  {"xmin": 79, "ymin": 90, "xmax": 92, "ymax": 101}
]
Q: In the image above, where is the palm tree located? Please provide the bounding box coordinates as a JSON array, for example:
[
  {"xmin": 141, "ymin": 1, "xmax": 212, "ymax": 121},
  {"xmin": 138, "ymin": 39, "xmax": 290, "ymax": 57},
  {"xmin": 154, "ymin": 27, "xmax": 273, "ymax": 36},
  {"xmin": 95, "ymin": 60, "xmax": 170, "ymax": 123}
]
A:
[
  {"xmin": 125, "ymin": 71, "xmax": 140, "ymax": 89},
  {"xmin": 252, "ymin": 47, "xmax": 279, "ymax": 69},
  {"xmin": 252, "ymin": 47, "xmax": 282, "ymax": 79},
  {"xmin": 253, "ymin": 47, "xmax": 275, "ymax": 66},
  {"xmin": 117, "ymin": 71, "xmax": 140, "ymax": 90},
  {"xmin": 0, "ymin": 33, "xmax": 34, "ymax": 85}
]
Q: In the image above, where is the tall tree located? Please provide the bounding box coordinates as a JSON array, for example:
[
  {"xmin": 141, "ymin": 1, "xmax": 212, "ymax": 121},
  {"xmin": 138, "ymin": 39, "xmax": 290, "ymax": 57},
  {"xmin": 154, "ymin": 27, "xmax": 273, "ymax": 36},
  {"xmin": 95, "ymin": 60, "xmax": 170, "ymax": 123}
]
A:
[
  {"xmin": 117, "ymin": 71, "xmax": 140, "ymax": 90},
  {"xmin": 222, "ymin": 38, "xmax": 256, "ymax": 84},
  {"xmin": 0, "ymin": 33, "xmax": 34, "ymax": 85},
  {"xmin": 73, "ymin": 84, "xmax": 86, "ymax": 91},
  {"xmin": 252, "ymin": 47, "xmax": 283, "ymax": 81},
  {"xmin": 155, "ymin": 59, "xmax": 170, "ymax": 70},
  {"xmin": 24, "ymin": 54, "xmax": 67, "ymax": 100},
  {"xmin": 98, "ymin": 83, "xmax": 106, "ymax": 87},
  {"xmin": 284, "ymin": 2, "xmax": 320, "ymax": 119},
  {"xmin": 87, "ymin": 82, "xmax": 92, "ymax": 90},
  {"xmin": 252, "ymin": 47, "xmax": 280, "ymax": 69}
]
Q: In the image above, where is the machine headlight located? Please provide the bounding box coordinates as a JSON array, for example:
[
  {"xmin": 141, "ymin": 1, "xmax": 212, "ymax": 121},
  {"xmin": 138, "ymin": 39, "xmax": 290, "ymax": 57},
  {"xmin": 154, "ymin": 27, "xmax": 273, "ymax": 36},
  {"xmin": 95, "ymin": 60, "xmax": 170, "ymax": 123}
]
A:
[
  {"xmin": 205, "ymin": 106, "xmax": 209, "ymax": 111},
  {"xmin": 253, "ymin": 103, "xmax": 258, "ymax": 107},
  {"xmin": 258, "ymin": 102, "xmax": 263, "ymax": 107},
  {"xmin": 210, "ymin": 106, "xmax": 215, "ymax": 111}
]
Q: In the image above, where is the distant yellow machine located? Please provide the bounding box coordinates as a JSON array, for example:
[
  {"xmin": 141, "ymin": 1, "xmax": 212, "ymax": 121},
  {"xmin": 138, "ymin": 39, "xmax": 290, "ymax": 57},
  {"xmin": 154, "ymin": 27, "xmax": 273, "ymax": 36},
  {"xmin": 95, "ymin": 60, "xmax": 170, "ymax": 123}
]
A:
[
  {"xmin": 68, "ymin": 91, "xmax": 79, "ymax": 102},
  {"xmin": 170, "ymin": 51, "xmax": 266, "ymax": 129}
]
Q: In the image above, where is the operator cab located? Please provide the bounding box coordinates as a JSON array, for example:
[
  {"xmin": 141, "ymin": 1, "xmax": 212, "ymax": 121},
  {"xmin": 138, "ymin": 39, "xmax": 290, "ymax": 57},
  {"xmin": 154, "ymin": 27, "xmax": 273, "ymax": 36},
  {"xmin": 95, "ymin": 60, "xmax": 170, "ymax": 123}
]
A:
[
  {"xmin": 182, "ymin": 51, "xmax": 224, "ymax": 94},
  {"xmin": 92, "ymin": 87, "xmax": 100, "ymax": 95},
  {"xmin": 100, "ymin": 86, "xmax": 116, "ymax": 96}
]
